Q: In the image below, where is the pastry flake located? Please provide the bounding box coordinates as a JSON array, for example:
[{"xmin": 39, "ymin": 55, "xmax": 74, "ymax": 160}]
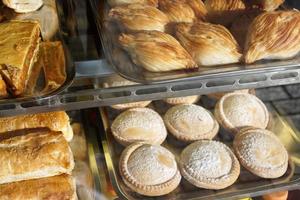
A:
[
  {"xmin": 108, "ymin": 0, "xmax": 158, "ymax": 7},
  {"xmin": 244, "ymin": 10, "xmax": 300, "ymax": 64},
  {"xmin": 119, "ymin": 31, "xmax": 197, "ymax": 72},
  {"xmin": 108, "ymin": 4, "xmax": 169, "ymax": 32},
  {"xmin": 175, "ymin": 22, "xmax": 242, "ymax": 66}
]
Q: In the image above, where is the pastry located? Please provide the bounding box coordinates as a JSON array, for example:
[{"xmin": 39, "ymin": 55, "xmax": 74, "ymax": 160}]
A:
[
  {"xmin": 179, "ymin": 140, "xmax": 240, "ymax": 189},
  {"xmin": 251, "ymin": 0, "xmax": 284, "ymax": 11},
  {"xmin": 214, "ymin": 92, "xmax": 269, "ymax": 134},
  {"xmin": 164, "ymin": 104, "xmax": 219, "ymax": 142},
  {"xmin": 185, "ymin": 0, "xmax": 207, "ymax": 20},
  {"xmin": 0, "ymin": 75, "xmax": 7, "ymax": 98},
  {"xmin": 109, "ymin": 4, "xmax": 169, "ymax": 32},
  {"xmin": 103, "ymin": 78, "xmax": 151, "ymax": 110},
  {"xmin": 111, "ymin": 107, "xmax": 167, "ymax": 146},
  {"xmin": 2, "ymin": 0, "xmax": 43, "ymax": 13},
  {"xmin": 0, "ymin": 20, "xmax": 40, "ymax": 96},
  {"xmin": 0, "ymin": 174, "xmax": 77, "ymax": 200},
  {"xmin": 119, "ymin": 31, "xmax": 197, "ymax": 72},
  {"xmin": 244, "ymin": 11, "xmax": 300, "ymax": 64},
  {"xmin": 205, "ymin": 0, "xmax": 246, "ymax": 26},
  {"xmin": 0, "ymin": 131, "xmax": 74, "ymax": 184},
  {"xmin": 164, "ymin": 95, "xmax": 200, "ymax": 105},
  {"xmin": 0, "ymin": 111, "xmax": 73, "ymax": 141},
  {"xmin": 119, "ymin": 143, "xmax": 181, "ymax": 196},
  {"xmin": 175, "ymin": 22, "xmax": 242, "ymax": 66},
  {"xmin": 233, "ymin": 128, "xmax": 288, "ymax": 178},
  {"xmin": 108, "ymin": 0, "xmax": 158, "ymax": 7},
  {"xmin": 207, "ymin": 89, "xmax": 255, "ymax": 100}
]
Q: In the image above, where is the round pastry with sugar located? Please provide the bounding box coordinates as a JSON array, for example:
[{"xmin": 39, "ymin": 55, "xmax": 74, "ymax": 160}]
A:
[
  {"xmin": 111, "ymin": 107, "xmax": 167, "ymax": 146},
  {"xmin": 233, "ymin": 128, "xmax": 288, "ymax": 178},
  {"xmin": 164, "ymin": 95, "xmax": 200, "ymax": 105},
  {"xmin": 119, "ymin": 143, "xmax": 181, "ymax": 196},
  {"xmin": 214, "ymin": 92, "xmax": 269, "ymax": 134},
  {"xmin": 179, "ymin": 140, "xmax": 240, "ymax": 189},
  {"xmin": 164, "ymin": 104, "xmax": 219, "ymax": 142}
]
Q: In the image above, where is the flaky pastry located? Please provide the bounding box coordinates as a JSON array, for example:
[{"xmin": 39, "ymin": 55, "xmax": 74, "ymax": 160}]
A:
[
  {"xmin": 244, "ymin": 11, "xmax": 300, "ymax": 64},
  {"xmin": 251, "ymin": 0, "xmax": 284, "ymax": 11},
  {"xmin": 205, "ymin": 0, "xmax": 246, "ymax": 26},
  {"xmin": 176, "ymin": 22, "xmax": 242, "ymax": 66},
  {"xmin": 119, "ymin": 31, "xmax": 197, "ymax": 72},
  {"xmin": 108, "ymin": 0, "xmax": 158, "ymax": 7},
  {"xmin": 109, "ymin": 4, "xmax": 169, "ymax": 32}
]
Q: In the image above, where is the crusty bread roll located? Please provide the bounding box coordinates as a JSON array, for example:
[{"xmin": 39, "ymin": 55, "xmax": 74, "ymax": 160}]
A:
[
  {"xmin": 0, "ymin": 131, "xmax": 75, "ymax": 184},
  {"xmin": 0, "ymin": 111, "xmax": 73, "ymax": 141},
  {"xmin": 2, "ymin": 0, "xmax": 43, "ymax": 13},
  {"xmin": 0, "ymin": 174, "xmax": 77, "ymax": 200}
]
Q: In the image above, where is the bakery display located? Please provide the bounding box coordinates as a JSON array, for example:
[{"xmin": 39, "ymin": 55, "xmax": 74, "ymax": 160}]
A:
[
  {"xmin": 233, "ymin": 128, "xmax": 288, "ymax": 178},
  {"xmin": 119, "ymin": 143, "xmax": 181, "ymax": 196},
  {"xmin": 164, "ymin": 95, "xmax": 200, "ymax": 105},
  {"xmin": 176, "ymin": 22, "xmax": 242, "ymax": 66},
  {"xmin": 164, "ymin": 104, "xmax": 219, "ymax": 142},
  {"xmin": 244, "ymin": 10, "xmax": 300, "ymax": 64},
  {"xmin": 0, "ymin": 111, "xmax": 73, "ymax": 141},
  {"xmin": 2, "ymin": 0, "xmax": 43, "ymax": 13},
  {"xmin": 0, "ymin": 131, "xmax": 74, "ymax": 184},
  {"xmin": 179, "ymin": 140, "xmax": 240, "ymax": 189},
  {"xmin": 215, "ymin": 92, "xmax": 269, "ymax": 134},
  {"xmin": 119, "ymin": 31, "xmax": 197, "ymax": 72},
  {"xmin": 108, "ymin": 0, "xmax": 158, "ymax": 7},
  {"xmin": 108, "ymin": 4, "xmax": 169, "ymax": 32},
  {"xmin": 0, "ymin": 174, "xmax": 77, "ymax": 200},
  {"xmin": 0, "ymin": 20, "xmax": 40, "ymax": 96},
  {"xmin": 111, "ymin": 107, "xmax": 167, "ymax": 146}
]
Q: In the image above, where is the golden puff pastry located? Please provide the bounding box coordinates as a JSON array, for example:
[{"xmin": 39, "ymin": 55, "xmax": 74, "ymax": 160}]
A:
[
  {"xmin": 108, "ymin": 0, "xmax": 158, "ymax": 7},
  {"xmin": 244, "ymin": 11, "xmax": 300, "ymax": 64},
  {"xmin": 205, "ymin": 0, "xmax": 246, "ymax": 26},
  {"xmin": 175, "ymin": 22, "xmax": 242, "ymax": 66},
  {"xmin": 251, "ymin": 0, "xmax": 284, "ymax": 11},
  {"xmin": 119, "ymin": 31, "xmax": 197, "ymax": 72},
  {"xmin": 108, "ymin": 4, "xmax": 169, "ymax": 32}
]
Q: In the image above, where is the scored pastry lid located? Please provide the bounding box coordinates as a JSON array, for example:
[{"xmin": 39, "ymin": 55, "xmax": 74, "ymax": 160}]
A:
[
  {"xmin": 214, "ymin": 92, "xmax": 269, "ymax": 134},
  {"xmin": 119, "ymin": 143, "xmax": 181, "ymax": 196},
  {"xmin": 164, "ymin": 95, "xmax": 200, "ymax": 105},
  {"xmin": 111, "ymin": 107, "xmax": 167, "ymax": 146},
  {"xmin": 233, "ymin": 128, "xmax": 289, "ymax": 178},
  {"xmin": 164, "ymin": 104, "xmax": 219, "ymax": 142},
  {"xmin": 179, "ymin": 140, "xmax": 240, "ymax": 189}
]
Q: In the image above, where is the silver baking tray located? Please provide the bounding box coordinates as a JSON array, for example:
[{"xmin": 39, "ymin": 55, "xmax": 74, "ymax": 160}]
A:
[
  {"xmin": 98, "ymin": 100, "xmax": 300, "ymax": 200},
  {"xmin": 89, "ymin": 0, "xmax": 300, "ymax": 84},
  {"xmin": 0, "ymin": 0, "xmax": 75, "ymax": 103}
]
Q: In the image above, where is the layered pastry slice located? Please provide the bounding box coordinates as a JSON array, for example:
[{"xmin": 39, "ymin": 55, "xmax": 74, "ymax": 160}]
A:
[
  {"xmin": 119, "ymin": 31, "xmax": 197, "ymax": 72},
  {"xmin": 175, "ymin": 22, "xmax": 242, "ymax": 66},
  {"xmin": 108, "ymin": 4, "xmax": 169, "ymax": 32},
  {"xmin": 108, "ymin": 0, "xmax": 158, "ymax": 7},
  {"xmin": 244, "ymin": 11, "xmax": 300, "ymax": 64},
  {"xmin": 0, "ymin": 20, "xmax": 40, "ymax": 96},
  {"xmin": 205, "ymin": 0, "xmax": 246, "ymax": 26}
]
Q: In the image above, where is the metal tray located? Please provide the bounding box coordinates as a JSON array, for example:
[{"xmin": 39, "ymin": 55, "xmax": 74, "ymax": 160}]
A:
[
  {"xmin": 90, "ymin": 0, "xmax": 300, "ymax": 84},
  {"xmin": 98, "ymin": 99, "xmax": 300, "ymax": 200},
  {"xmin": 0, "ymin": 0, "xmax": 75, "ymax": 103}
]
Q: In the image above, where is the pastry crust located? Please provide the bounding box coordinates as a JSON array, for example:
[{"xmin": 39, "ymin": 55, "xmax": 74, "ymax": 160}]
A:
[
  {"xmin": 111, "ymin": 107, "xmax": 167, "ymax": 146},
  {"xmin": 164, "ymin": 104, "xmax": 219, "ymax": 142},
  {"xmin": 175, "ymin": 22, "xmax": 242, "ymax": 66},
  {"xmin": 119, "ymin": 143, "xmax": 181, "ymax": 196},
  {"xmin": 233, "ymin": 128, "xmax": 288, "ymax": 178},
  {"xmin": 164, "ymin": 95, "xmax": 200, "ymax": 105},
  {"xmin": 179, "ymin": 140, "xmax": 240, "ymax": 189},
  {"xmin": 109, "ymin": 4, "xmax": 169, "ymax": 32},
  {"xmin": 214, "ymin": 92, "xmax": 269, "ymax": 134},
  {"xmin": 205, "ymin": 0, "xmax": 246, "ymax": 26},
  {"xmin": 119, "ymin": 31, "xmax": 197, "ymax": 72},
  {"xmin": 244, "ymin": 10, "xmax": 300, "ymax": 64},
  {"xmin": 0, "ymin": 75, "xmax": 7, "ymax": 98},
  {"xmin": 108, "ymin": 0, "xmax": 158, "ymax": 7},
  {"xmin": 207, "ymin": 89, "xmax": 255, "ymax": 100},
  {"xmin": 0, "ymin": 174, "xmax": 77, "ymax": 200},
  {"xmin": 251, "ymin": 0, "xmax": 284, "ymax": 11},
  {"xmin": 0, "ymin": 131, "xmax": 75, "ymax": 184},
  {"xmin": 0, "ymin": 111, "xmax": 73, "ymax": 141},
  {"xmin": 0, "ymin": 20, "xmax": 40, "ymax": 96},
  {"xmin": 2, "ymin": 0, "xmax": 43, "ymax": 13}
]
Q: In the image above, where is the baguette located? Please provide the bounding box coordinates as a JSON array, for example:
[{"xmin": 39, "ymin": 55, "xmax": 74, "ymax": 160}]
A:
[
  {"xmin": 0, "ymin": 131, "xmax": 74, "ymax": 184},
  {"xmin": 0, "ymin": 174, "xmax": 77, "ymax": 200},
  {"xmin": 0, "ymin": 111, "xmax": 73, "ymax": 141}
]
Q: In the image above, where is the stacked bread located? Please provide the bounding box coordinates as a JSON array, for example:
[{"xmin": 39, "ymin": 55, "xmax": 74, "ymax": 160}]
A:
[{"xmin": 0, "ymin": 111, "xmax": 77, "ymax": 200}]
